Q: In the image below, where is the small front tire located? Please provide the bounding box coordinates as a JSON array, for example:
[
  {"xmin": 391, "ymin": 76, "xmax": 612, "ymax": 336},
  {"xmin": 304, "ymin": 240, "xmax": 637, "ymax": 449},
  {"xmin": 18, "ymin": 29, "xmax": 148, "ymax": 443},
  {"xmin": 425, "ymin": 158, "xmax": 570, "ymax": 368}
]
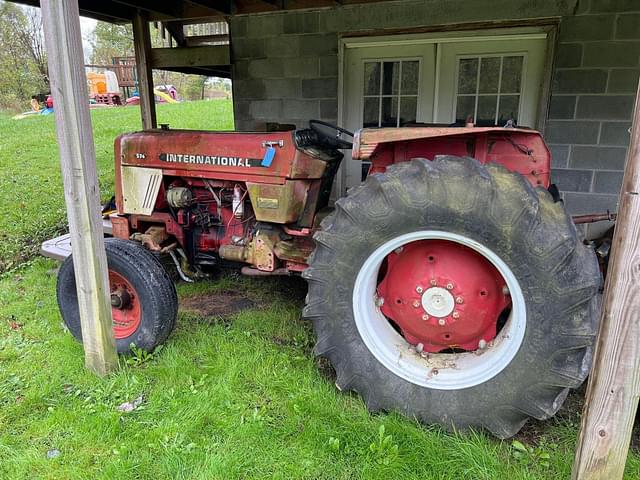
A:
[{"xmin": 57, "ymin": 238, "xmax": 178, "ymax": 354}]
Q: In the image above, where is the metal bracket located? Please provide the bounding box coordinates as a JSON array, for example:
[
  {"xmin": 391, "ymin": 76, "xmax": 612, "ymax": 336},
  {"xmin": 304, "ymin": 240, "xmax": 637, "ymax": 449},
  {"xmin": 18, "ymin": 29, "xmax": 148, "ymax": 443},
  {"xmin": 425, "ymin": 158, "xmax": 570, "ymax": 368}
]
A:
[{"xmin": 262, "ymin": 140, "xmax": 284, "ymax": 148}]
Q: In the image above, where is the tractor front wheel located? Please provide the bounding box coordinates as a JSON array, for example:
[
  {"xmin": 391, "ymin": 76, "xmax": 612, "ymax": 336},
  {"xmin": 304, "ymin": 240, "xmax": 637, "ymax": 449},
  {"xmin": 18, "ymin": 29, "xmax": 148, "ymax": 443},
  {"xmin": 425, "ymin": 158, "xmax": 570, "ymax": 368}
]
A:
[
  {"xmin": 304, "ymin": 156, "xmax": 600, "ymax": 438},
  {"xmin": 57, "ymin": 238, "xmax": 178, "ymax": 354}
]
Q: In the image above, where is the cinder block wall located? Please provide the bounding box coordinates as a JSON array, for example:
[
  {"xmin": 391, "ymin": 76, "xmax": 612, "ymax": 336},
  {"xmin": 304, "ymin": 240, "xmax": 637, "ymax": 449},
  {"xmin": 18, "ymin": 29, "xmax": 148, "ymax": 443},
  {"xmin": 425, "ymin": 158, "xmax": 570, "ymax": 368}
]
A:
[
  {"xmin": 231, "ymin": 12, "xmax": 339, "ymax": 129},
  {"xmin": 547, "ymin": 0, "xmax": 639, "ymax": 226},
  {"xmin": 230, "ymin": 0, "xmax": 640, "ymax": 223}
]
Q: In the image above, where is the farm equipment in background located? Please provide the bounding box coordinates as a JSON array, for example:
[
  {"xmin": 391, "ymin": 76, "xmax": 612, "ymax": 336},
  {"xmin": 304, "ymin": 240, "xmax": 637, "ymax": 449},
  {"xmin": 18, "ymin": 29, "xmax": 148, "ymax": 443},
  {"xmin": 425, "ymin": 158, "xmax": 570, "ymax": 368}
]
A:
[{"xmin": 54, "ymin": 120, "xmax": 602, "ymax": 438}]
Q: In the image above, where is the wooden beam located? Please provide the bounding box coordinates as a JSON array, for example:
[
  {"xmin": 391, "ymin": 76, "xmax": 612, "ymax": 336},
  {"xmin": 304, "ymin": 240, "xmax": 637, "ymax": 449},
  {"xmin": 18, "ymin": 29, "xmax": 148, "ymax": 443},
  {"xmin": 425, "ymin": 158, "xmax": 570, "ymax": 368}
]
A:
[
  {"xmin": 185, "ymin": 34, "xmax": 230, "ymax": 47},
  {"xmin": 40, "ymin": 0, "xmax": 117, "ymax": 376},
  {"xmin": 188, "ymin": 0, "xmax": 233, "ymax": 15},
  {"xmin": 150, "ymin": 45, "xmax": 230, "ymax": 69},
  {"xmin": 111, "ymin": 0, "xmax": 224, "ymax": 21},
  {"xmin": 234, "ymin": 0, "xmax": 282, "ymax": 14},
  {"xmin": 164, "ymin": 21, "xmax": 187, "ymax": 47},
  {"xmin": 154, "ymin": 65, "xmax": 232, "ymax": 77},
  {"xmin": 132, "ymin": 13, "xmax": 157, "ymax": 130},
  {"xmin": 572, "ymin": 80, "xmax": 640, "ymax": 479}
]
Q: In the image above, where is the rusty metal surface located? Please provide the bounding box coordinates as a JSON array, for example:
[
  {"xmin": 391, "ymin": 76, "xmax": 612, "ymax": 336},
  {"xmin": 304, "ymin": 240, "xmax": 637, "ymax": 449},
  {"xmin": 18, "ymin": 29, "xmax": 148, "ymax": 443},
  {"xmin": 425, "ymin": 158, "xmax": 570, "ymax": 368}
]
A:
[
  {"xmin": 573, "ymin": 212, "xmax": 618, "ymax": 224},
  {"xmin": 273, "ymin": 236, "xmax": 315, "ymax": 264},
  {"xmin": 246, "ymin": 180, "xmax": 308, "ymax": 224},
  {"xmin": 117, "ymin": 129, "xmax": 329, "ymax": 183},
  {"xmin": 358, "ymin": 127, "xmax": 551, "ymax": 189},
  {"xmin": 355, "ymin": 126, "xmax": 537, "ymax": 151}
]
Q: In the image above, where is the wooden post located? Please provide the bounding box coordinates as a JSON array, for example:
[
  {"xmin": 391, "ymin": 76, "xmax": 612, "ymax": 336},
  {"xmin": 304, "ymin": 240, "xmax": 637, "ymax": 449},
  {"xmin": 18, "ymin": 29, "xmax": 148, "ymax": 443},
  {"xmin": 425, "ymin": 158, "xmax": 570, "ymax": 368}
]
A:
[
  {"xmin": 572, "ymin": 80, "xmax": 640, "ymax": 479},
  {"xmin": 133, "ymin": 12, "xmax": 157, "ymax": 130},
  {"xmin": 41, "ymin": 0, "xmax": 117, "ymax": 375}
]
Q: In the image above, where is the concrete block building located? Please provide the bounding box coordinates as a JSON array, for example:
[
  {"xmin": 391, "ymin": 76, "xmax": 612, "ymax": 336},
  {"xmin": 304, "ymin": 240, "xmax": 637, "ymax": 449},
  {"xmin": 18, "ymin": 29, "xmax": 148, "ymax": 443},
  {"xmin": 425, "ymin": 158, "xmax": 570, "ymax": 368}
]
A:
[{"xmin": 229, "ymin": 0, "xmax": 640, "ymax": 231}]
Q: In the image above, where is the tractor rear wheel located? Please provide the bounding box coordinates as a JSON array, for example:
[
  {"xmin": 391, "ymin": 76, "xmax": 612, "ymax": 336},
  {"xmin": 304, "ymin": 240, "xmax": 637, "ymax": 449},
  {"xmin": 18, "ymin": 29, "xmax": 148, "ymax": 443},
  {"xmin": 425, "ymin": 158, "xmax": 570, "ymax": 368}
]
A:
[
  {"xmin": 57, "ymin": 238, "xmax": 178, "ymax": 354},
  {"xmin": 303, "ymin": 156, "xmax": 600, "ymax": 438}
]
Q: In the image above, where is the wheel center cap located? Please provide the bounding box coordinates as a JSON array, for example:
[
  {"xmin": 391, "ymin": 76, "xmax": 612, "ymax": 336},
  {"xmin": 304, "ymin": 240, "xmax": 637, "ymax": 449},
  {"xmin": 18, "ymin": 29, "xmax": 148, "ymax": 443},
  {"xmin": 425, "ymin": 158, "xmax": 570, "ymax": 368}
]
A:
[{"xmin": 421, "ymin": 287, "xmax": 455, "ymax": 317}]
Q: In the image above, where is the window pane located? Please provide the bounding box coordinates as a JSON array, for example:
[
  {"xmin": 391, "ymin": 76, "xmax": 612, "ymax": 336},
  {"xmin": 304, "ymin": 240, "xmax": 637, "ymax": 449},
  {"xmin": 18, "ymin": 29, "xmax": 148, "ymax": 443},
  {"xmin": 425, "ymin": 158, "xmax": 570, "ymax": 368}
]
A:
[
  {"xmin": 381, "ymin": 97, "xmax": 398, "ymax": 127},
  {"xmin": 363, "ymin": 97, "xmax": 379, "ymax": 127},
  {"xmin": 457, "ymin": 58, "xmax": 478, "ymax": 94},
  {"xmin": 477, "ymin": 95, "xmax": 498, "ymax": 126},
  {"xmin": 479, "ymin": 57, "xmax": 500, "ymax": 94},
  {"xmin": 401, "ymin": 61, "xmax": 419, "ymax": 95},
  {"xmin": 498, "ymin": 95, "xmax": 520, "ymax": 125},
  {"xmin": 455, "ymin": 96, "xmax": 475, "ymax": 124},
  {"xmin": 501, "ymin": 56, "xmax": 523, "ymax": 93},
  {"xmin": 382, "ymin": 62, "xmax": 400, "ymax": 95},
  {"xmin": 399, "ymin": 96, "xmax": 417, "ymax": 125},
  {"xmin": 364, "ymin": 62, "xmax": 380, "ymax": 95}
]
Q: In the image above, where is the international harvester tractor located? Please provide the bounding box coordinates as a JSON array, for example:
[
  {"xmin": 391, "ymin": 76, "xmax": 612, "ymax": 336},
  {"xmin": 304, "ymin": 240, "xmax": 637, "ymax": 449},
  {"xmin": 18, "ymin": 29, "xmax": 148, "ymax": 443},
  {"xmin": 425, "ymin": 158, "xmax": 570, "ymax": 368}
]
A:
[{"xmin": 57, "ymin": 120, "xmax": 601, "ymax": 438}]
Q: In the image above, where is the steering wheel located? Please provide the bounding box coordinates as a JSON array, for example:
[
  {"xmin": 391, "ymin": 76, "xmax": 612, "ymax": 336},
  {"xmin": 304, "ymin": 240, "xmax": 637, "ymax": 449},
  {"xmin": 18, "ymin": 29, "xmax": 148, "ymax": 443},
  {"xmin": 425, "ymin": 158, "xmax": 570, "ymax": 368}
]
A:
[{"xmin": 309, "ymin": 120, "xmax": 354, "ymax": 149}]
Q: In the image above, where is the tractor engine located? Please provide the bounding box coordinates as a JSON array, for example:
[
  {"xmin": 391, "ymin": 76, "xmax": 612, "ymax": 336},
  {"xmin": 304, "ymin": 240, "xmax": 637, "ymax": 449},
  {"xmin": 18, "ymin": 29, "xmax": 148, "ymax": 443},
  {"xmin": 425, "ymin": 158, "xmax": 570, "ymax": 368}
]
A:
[
  {"xmin": 110, "ymin": 125, "xmax": 343, "ymax": 277},
  {"xmin": 158, "ymin": 180, "xmax": 255, "ymax": 267}
]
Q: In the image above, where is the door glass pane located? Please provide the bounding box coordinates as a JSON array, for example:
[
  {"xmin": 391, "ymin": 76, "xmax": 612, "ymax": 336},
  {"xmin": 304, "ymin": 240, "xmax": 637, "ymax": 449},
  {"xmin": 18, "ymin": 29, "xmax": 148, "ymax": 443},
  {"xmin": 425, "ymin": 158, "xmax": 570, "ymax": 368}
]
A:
[
  {"xmin": 399, "ymin": 97, "xmax": 418, "ymax": 125},
  {"xmin": 498, "ymin": 95, "xmax": 520, "ymax": 124},
  {"xmin": 477, "ymin": 95, "xmax": 498, "ymax": 126},
  {"xmin": 381, "ymin": 97, "xmax": 398, "ymax": 127},
  {"xmin": 455, "ymin": 96, "xmax": 475, "ymax": 123},
  {"xmin": 364, "ymin": 62, "xmax": 380, "ymax": 95},
  {"xmin": 363, "ymin": 97, "xmax": 379, "ymax": 127},
  {"xmin": 382, "ymin": 62, "xmax": 400, "ymax": 95},
  {"xmin": 362, "ymin": 59, "xmax": 419, "ymax": 128},
  {"xmin": 401, "ymin": 61, "xmax": 419, "ymax": 95},
  {"xmin": 478, "ymin": 57, "xmax": 500, "ymax": 94},
  {"xmin": 501, "ymin": 56, "xmax": 523, "ymax": 93},
  {"xmin": 457, "ymin": 58, "xmax": 478, "ymax": 94},
  {"xmin": 454, "ymin": 54, "xmax": 526, "ymax": 126}
]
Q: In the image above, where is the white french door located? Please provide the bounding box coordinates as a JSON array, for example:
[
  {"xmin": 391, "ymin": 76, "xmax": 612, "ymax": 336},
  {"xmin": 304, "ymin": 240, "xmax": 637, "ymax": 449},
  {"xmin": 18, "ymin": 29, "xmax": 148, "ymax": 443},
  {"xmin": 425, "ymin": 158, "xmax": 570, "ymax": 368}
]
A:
[{"xmin": 339, "ymin": 30, "xmax": 549, "ymax": 192}]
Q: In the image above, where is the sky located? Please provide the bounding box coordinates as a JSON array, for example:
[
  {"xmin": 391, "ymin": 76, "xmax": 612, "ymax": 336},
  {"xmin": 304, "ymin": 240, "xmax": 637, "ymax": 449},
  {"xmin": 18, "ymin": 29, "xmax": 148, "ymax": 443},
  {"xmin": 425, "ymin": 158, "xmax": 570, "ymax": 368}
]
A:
[
  {"xmin": 17, "ymin": 3, "xmax": 98, "ymax": 62},
  {"xmin": 80, "ymin": 16, "xmax": 97, "ymax": 62}
]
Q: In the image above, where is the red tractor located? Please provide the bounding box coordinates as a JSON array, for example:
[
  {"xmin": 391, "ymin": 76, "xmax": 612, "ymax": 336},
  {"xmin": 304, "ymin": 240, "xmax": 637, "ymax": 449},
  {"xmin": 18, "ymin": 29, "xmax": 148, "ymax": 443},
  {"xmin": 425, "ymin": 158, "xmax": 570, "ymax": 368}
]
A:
[{"xmin": 56, "ymin": 121, "xmax": 601, "ymax": 438}]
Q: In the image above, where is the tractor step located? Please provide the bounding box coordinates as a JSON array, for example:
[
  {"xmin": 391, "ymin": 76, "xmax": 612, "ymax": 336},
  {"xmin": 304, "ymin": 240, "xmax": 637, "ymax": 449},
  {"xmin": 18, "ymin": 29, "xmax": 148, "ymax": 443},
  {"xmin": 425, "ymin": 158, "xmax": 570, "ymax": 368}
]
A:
[{"xmin": 40, "ymin": 218, "xmax": 113, "ymax": 261}]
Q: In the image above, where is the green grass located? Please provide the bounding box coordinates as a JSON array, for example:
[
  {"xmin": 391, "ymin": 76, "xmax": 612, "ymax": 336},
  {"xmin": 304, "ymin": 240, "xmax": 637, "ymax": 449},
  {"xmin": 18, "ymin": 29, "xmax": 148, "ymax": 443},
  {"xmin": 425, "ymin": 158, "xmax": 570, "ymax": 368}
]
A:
[
  {"xmin": 0, "ymin": 100, "xmax": 639, "ymax": 479},
  {"xmin": 3, "ymin": 260, "xmax": 638, "ymax": 479}
]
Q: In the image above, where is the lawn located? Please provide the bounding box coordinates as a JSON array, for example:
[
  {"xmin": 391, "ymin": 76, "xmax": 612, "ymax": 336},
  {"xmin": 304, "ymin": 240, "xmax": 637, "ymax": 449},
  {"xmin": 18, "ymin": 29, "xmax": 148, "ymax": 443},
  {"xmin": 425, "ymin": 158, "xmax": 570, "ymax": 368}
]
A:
[{"xmin": 0, "ymin": 100, "xmax": 639, "ymax": 479}]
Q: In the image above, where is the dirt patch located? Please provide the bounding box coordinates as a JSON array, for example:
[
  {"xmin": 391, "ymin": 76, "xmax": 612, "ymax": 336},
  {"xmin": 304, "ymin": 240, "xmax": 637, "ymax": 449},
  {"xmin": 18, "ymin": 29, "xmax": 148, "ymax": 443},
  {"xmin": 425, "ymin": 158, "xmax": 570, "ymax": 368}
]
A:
[
  {"xmin": 180, "ymin": 291, "xmax": 256, "ymax": 320},
  {"xmin": 316, "ymin": 357, "xmax": 336, "ymax": 383}
]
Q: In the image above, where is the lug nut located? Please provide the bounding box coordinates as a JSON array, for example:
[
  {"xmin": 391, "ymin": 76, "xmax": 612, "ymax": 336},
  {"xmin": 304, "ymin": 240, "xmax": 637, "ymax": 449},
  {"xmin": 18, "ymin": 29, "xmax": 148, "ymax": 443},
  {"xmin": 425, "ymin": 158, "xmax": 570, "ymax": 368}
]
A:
[
  {"xmin": 502, "ymin": 285, "xmax": 510, "ymax": 295},
  {"xmin": 394, "ymin": 247, "xmax": 403, "ymax": 254},
  {"xmin": 452, "ymin": 311, "xmax": 460, "ymax": 319},
  {"xmin": 422, "ymin": 314, "xmax": 429, "ymax": 321},
  {"xmin": 438, "ymin": 318, "xmax": 446, "ymax": 326},
  {"xmin": 415, "ymin": 343, "xmax": 424, "ymax": 353},
  {"xmin": 478, "ymin": 339, "xmax": 487, "ymax": 349},
  {"xmin": 416, "ymin": 286, "xmax": 423, "ymax": 293},
  {"xmin": 376, "ymin": 296, "xmax": 385, "ymax": 307},
  {"xmin": 412, "ymin": 300, "xmax": 420, "ymax": 308},
  {"xmin": 455, "ymin": 296, "xmax": 463, "ymax": 304},
  {"xmin": 446, "ymin": 283, "xmax": 454, "ymax": 290},
  {"xmin": 430, "ymin": 279, "xmax": 437, "ymax": 286}
]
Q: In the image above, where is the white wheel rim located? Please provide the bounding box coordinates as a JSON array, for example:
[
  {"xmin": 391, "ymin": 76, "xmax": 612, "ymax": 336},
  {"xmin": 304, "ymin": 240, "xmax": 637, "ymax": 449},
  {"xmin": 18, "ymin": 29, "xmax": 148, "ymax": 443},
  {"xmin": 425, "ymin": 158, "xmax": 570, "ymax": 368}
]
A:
[{"xmin": 352, "ymin": 230, "xmax": 526, "ymax": 390}]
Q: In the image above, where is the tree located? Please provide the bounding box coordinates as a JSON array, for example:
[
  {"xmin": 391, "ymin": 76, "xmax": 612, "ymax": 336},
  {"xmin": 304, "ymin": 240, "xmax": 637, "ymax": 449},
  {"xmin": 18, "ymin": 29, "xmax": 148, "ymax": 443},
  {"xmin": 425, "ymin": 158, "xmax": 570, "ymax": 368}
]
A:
[
  {"xmin": 90, "ymin": 21, "xmax": 133, "ymax": 65},
  {"xmin": 18, "ymin": 6, "xmax": 48, "ymax": 87},
  {"xmin": 0, "ymin": 2, "xmax": 48, "ymax": 110}
]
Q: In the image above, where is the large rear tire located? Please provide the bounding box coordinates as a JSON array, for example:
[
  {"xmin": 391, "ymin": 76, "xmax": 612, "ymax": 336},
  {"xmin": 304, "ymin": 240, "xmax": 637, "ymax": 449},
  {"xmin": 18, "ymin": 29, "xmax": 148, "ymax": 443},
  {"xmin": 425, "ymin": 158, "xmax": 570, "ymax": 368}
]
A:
[
  {"xmin": 57, "ymin": 238, "xmax": 178, "ymax": 354},
  {"xmin": 303, "ymin": 156, "xmax": 600, "ymax": 438}
]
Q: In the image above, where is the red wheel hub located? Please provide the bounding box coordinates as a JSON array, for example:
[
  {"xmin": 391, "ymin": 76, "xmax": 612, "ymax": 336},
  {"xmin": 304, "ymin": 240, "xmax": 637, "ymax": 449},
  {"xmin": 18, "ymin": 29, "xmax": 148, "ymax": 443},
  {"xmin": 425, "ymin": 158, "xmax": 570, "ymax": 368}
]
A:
[
  {"xmin": 377, "ymin": 240, "xmax": 511, "ymax": 352},
  {"xmin": 109, "ymin": 271, "xmax": 141, "ymax": 339}
]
